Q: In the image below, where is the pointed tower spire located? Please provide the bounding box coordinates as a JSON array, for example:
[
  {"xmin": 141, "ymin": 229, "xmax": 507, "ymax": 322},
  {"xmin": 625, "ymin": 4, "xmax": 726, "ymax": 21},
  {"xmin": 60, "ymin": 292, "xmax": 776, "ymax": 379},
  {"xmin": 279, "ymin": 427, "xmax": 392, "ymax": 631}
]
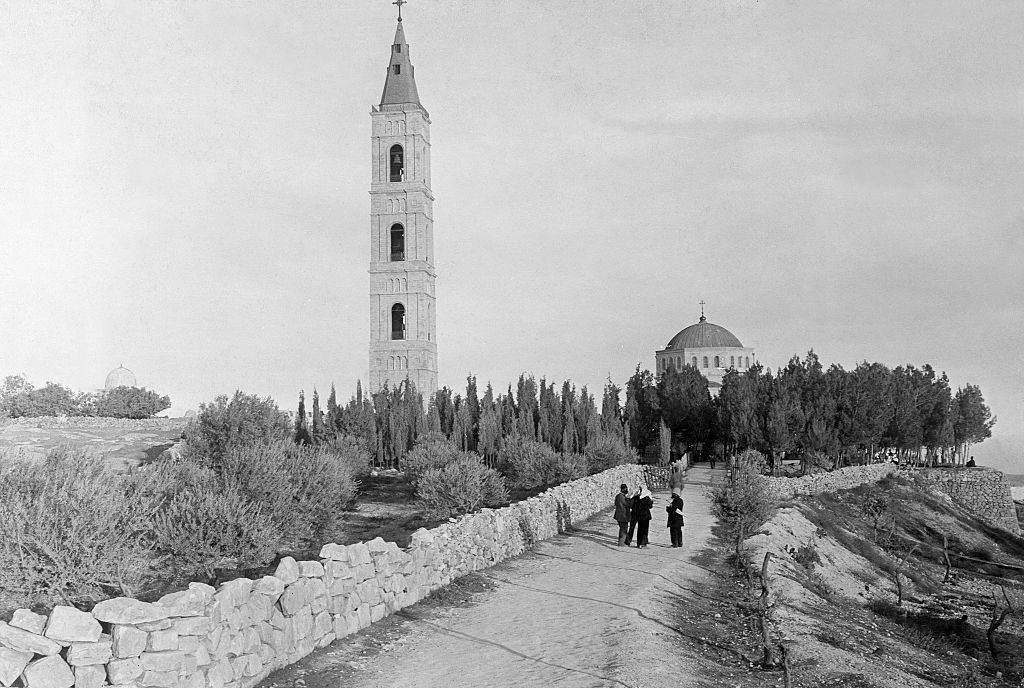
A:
[{"xmin": 379, "ymin": 13, "xmax": 422, "ymax": 108}]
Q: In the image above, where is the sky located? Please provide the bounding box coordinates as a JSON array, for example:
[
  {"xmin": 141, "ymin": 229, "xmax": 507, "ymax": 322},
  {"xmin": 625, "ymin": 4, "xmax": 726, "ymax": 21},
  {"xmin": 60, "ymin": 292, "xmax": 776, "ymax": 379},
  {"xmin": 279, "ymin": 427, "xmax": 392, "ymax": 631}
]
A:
[{"xmin": 0, "ymin": 1, "xmax": 1021, "ymax": 470}]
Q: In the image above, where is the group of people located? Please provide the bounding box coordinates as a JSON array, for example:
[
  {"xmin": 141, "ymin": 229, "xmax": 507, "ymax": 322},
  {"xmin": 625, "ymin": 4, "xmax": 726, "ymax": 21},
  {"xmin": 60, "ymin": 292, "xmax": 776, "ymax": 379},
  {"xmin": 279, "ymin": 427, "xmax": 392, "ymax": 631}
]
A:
[{"xmin": 612, "ymin": 483, "xmax": 685, "ymax": 548}]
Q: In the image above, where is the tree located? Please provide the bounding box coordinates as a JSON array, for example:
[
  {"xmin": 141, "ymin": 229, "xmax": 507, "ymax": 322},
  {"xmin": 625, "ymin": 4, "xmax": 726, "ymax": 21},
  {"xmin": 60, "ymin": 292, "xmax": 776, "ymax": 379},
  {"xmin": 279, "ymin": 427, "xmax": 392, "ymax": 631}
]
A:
[
  {"xmin": 625, "ymin": 366, "xmax": 660, "ymax": 455},
  {"xmin": 181, "ymin": 391, "xmax": 291, "ymax": 463},
  {"xmin": 94, "ymin": 387, "xmax": 171, "ymax": 419},
  {"xmin": 5, "ymin": 382, "xmax": 80, "ymax": 417},
  {"xmin": 657, "ymin": 366, "xmax": 713, "ymax": 457},
  {"xmin": 295, "ymin": 390, "xmax": 311, "ymax": 445},
  {"xmin": 954, "ymin": 384, "xmax": 996, "ymax": 463},
  {"xmin": 0, "ymin": 375, "xmax": 33, "ymax": 416},
  {"xmin": 311, "ymin": 388, "xmax": 325, "ymax": 443}
]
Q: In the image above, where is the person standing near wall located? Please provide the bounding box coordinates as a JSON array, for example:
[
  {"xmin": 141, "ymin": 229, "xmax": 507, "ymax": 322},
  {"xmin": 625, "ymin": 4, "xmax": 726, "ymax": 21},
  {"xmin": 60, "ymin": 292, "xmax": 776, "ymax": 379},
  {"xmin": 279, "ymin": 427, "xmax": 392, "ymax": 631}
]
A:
[
  {"xmin": 666, "ymin": 489, "xmax": 685, "ymax": 548},
  {"xmin": 668, "ymin": 458, "xmax": 687, "ymax": 493},
  {"xmin": 634, "ymin": 486, "xmax": 654, "ymax": 548},
  {"xmin": 613, "ymin": 483, "xmax": 632, "ymax": 546}
]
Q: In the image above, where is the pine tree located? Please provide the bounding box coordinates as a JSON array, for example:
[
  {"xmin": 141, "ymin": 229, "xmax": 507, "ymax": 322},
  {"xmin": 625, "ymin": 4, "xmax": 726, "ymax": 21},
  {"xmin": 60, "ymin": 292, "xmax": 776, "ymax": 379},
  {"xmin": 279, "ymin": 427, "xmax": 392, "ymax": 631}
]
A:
[
  {"xmin": 295, "ymin": 390, "xmax": 311, "ymax": 445},
  {"xmin": 311, "ymin": 387, "xmax": 324, "ymax": 443}
]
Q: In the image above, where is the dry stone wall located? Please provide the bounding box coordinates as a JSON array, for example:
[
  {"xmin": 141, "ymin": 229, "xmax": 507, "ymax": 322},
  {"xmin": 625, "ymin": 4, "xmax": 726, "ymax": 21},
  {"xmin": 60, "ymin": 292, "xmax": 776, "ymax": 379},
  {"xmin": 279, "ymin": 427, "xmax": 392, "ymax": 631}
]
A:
[
  {"xmin": 919, "ymin": 467, "xmax": 1020, "ymax": 535},
  {"xmin": 758, "ymin": 463, "xmax": 896, "ymax": 500},
  {"xmin": 0, "ymin": 464, "xmax": 646, "ymax": 688}
]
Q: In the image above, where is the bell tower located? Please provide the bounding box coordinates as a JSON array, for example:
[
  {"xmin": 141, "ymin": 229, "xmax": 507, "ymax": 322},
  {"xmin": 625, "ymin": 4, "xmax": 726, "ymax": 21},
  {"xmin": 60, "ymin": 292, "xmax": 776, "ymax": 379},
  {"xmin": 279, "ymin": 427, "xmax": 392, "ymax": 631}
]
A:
[{"xmin": 368, "ymin": 7, "xmax": 437, "ymax": 394}]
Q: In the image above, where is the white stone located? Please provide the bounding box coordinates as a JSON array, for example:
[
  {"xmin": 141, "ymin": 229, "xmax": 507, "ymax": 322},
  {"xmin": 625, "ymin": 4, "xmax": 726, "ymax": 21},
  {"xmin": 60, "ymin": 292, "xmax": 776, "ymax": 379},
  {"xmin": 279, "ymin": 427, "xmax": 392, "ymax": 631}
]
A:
[
  {"xmin": 253, "ymin": 576, "xmax": 284, "ymax": 600},
  {"xmin": 44, "ymin": 608, "xmax": 101, "ymax": 644},
  {"xmin": 9, "ymin": 610, "xmax": 46, "ymax": 636},
  {"xmin": 91, "ymin": 599, "xmax": 170, "ymax": 626},
  {"xmin": 110, "ymin": 625, "xmax": 147, "ymax": 659},
  {"xmin": 273, "ymin": 558, "xmax": 300, "ymax": 585},
  {"xmin": 0, "ymin": 647, "xmax": 32, "ymax": 686},
  {"xmin": 297, "ymin": 561, "xmax": 324, "ymax": 578},
  {"xmin": 0, "ymin": 621, "xmax": 63, "ymax": 656},
  {"xmin": 22, "ymin": 655, "xmax": 75, "ymax": 688},
  {"xmin": 317, "ymin": 544, "xmax": 349, "ymax": 562},
  {"xmin": 65, "ymin": 635, "xmax": 112, "ymax": 666},
  {"xmin": 73, "ymin": 664, "xmax": 105, "ymax": 688},
  {"xmin": 105, "ymin": 658, "xmax": 142, "ymax": 684}
]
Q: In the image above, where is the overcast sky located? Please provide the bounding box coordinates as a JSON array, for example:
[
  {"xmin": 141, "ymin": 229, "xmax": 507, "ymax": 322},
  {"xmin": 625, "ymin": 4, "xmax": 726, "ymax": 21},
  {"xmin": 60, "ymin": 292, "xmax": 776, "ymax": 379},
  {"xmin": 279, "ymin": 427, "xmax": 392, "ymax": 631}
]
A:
[{"xmin": 1, "ymin": 1, "xmax": 1021, "ymax": 470}]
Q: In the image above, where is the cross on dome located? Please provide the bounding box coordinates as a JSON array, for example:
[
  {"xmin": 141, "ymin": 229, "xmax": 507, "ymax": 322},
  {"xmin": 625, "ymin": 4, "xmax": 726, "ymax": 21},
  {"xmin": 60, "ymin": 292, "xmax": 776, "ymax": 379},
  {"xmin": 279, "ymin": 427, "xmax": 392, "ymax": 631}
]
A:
[{"xmin": 393, "ymin": 0, "xmax": 406, "ymax": 21}]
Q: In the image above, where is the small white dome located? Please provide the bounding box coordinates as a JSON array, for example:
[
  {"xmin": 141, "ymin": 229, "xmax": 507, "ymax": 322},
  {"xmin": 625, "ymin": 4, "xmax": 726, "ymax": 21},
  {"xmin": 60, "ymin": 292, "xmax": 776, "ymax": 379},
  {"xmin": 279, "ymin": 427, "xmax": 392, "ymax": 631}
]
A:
[{"xmin": 104, "ymin": 365, "xmax": 137, "ymax": 390}]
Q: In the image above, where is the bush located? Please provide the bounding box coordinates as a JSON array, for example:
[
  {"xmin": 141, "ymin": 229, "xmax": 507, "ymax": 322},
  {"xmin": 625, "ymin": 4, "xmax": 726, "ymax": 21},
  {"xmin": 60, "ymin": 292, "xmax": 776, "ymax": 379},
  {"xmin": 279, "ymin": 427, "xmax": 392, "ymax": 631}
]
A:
[
  {"xmin": 325, "ymin": 434, "xmax": 373, "ymax": 479},
  {"xmin": 403, "ymin": 431, "xmax": 459, "ymax": 484},
  {"xmin": 181, "ymin": 391, "xmax": 291, "ymax": 463},
  {"xmin": 416, "ymin": 453, "xmax": 510, "ymax": 520},
  {"xmin": 499, "ymin": 434, "xmax": 556, "ymax": 490},
  {"xmin": 0, "ymin": 447, "xmax": 156, "ymax": 607},
  {"xmin": 736, "ymin": 448, "xmax": 768, "ymax": 474},
  {"xmin": 709, "ymin": 465, "xmax": 776, "ymax": 555},
  {"xmin": 5, "ymin": 382, "xmax": 81, "ymax": 418},
  {"xmin": 95, "ymin": 386, "xmax": 171, "ymax": 419},
  {"xmin": 585, "ymin": 432, "xmax": 638, "ymax": 474},
  {"xmin": 152, "ymin": 484, "xmax": 279, "ymax": 581},
  {"xmin": 549, "ymin": 452, "xmax": 588, "ymax": 485}
]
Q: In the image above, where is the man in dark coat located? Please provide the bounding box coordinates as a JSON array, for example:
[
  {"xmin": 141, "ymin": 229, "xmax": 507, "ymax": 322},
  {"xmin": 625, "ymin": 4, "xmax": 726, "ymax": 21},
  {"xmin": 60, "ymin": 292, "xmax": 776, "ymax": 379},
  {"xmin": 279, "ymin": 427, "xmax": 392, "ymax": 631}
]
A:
[
  {"xmin": 666, "ymin": 489, "xmax": 685, "ymax": 548},
  {"xmin": 613, "ymin": 484, "xmax": 632, "ymax": 546}
]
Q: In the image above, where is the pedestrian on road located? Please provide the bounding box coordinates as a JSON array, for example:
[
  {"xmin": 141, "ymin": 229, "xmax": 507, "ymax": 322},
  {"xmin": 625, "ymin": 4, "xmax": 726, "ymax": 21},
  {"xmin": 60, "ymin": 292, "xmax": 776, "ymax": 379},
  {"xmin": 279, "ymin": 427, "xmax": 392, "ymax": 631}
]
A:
[
  {"xmin": 634, "ymin": 486, "xmax": 653, "ymax": 548},
  {"xmin": 666, "ymin": 489, "xmax": 684, "ymax": 548},
  {"xmin": 668, "ymin": 458, "xmax": 687, "ymax": 493},
  {"xmin": 613, "ymin": 483, "xmax": 632, "ymax": 546}
]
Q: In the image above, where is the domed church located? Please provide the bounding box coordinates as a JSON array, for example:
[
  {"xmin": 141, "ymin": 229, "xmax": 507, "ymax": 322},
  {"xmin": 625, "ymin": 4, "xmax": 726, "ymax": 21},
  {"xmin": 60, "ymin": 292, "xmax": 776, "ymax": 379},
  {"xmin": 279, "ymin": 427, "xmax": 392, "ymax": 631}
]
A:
[
  {"xmin": 104, "ymin": 365, "xmax": 136, "ymax": 390},
  {"xmin": 656, "ymin": 306, "xmax": 755, "ymax": 395}
]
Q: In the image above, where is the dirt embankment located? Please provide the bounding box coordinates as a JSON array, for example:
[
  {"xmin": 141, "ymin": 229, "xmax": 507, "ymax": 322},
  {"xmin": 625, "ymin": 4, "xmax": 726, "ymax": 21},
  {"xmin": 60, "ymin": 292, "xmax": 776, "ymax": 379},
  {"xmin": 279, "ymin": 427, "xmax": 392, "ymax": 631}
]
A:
[{"xmin": 742, "ymin": 473, "xmax": 1024, "ymax": 687}]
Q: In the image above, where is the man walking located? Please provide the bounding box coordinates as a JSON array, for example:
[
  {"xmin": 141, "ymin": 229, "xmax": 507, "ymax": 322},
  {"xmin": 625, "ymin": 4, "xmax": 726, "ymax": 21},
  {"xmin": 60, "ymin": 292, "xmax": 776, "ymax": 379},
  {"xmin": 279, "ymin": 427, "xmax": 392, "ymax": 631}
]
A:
[{"xmin": 613, "ymin": 483, "xmax": 632, "ymax": 546}]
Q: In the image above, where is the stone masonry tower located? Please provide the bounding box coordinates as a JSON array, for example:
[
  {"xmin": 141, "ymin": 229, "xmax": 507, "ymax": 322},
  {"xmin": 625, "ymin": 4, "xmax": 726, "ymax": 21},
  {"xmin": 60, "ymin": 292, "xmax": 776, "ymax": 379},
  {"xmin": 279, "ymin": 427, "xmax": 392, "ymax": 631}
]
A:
[{"xmin": 368, "ymin": 10, "xmax": 438, "ymax": 394}]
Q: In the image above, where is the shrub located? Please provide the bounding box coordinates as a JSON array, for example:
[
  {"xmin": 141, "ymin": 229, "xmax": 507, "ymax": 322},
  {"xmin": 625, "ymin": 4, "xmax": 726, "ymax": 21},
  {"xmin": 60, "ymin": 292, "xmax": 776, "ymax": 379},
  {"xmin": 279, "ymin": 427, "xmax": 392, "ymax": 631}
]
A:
[
  {"xmin": 325, "ymin": 434, "xmax": 373, "ymax": 479},
  {"xmin": 585, "ymin": 432, "xmax": 638, "ymax": 474},
  {"xmin": 0, "ymin": 447, "xmax": 156, "ymax": 607},
  {"xmin": 403, "ymin": 431, "xmax": 459, "ymax": 484},
  {"xmin": 181, "ymin": 391, "xmax": 291, "ymax": 463},
  {"xmin": 736, "ymin": 448, "xmax": 768, "ymax": 474},
  {"xmin": 152, "ymin": 484, "xmax": 279, "ymax": 581},
  {"xmin": 95, "ymin": 386, "xmax": 171, "ymax": 419},
  {"xmin": 5, "ymin": 382, "xmax": 81, "ymax": 418},
  {"xmin": 549, "ymin": 452, "xmax": 588, "ymax": 485},
  {"xmin": 416, "ymin": 453, "xmax": 510, "ymax": 520},
  {"xmin": 499, "ymin": 434, "xmax": 556, "ymax": 490},
  {"xmin": 709, "ymin": 465, "xmax": 776, "ymax": 555}
]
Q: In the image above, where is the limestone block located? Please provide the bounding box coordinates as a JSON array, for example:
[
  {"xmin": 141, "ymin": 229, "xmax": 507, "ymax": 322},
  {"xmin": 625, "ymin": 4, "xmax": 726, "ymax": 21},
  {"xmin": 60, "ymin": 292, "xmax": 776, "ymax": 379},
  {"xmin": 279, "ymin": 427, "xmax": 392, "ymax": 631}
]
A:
[
  {"xmin": 92, "ymin": 600, "xmax": 170, "ymax": 626},
  {"xmin": 252, "ymin": 577, "xmax": 284, "ymax": 601},
  {"xmin": 10, "ymin": 610, "xmax": 46, "ymax": 636},
  {"xmin": 138, "ymin": 651, "xmax": 185, "ymax": 673},
  {"xmin": 312, "ymin": 612, "xmax": 331, "ymax": 639},
  {"xmin": 179, "ymin": 630, "xmax": 198, "ymax": 651},
  {"xmin": 66, "ymin": 635, "xmax": 112, "ymax": 666},
  {"xmin": 348, "ymin": 544, "xmax": 371, "ymax": 567},
  {"xmin": 136, "ymin": 619, "xmax": 171, "ymax": 633},
  {"xmin": 111, "ymin": 626, "xmax": 147, "ymax": 659},
  {"xmin": 369, "ymin": 605, "xmax": 386, "ymax": 623},
  {"xmin": 327, "ymin": 577, "xmax": 356, "ymax": 598},
  {"xmin": 279, "ymin": 583, "xmax": 310, "ymax": 617},
  {"xmin": 292, "ymin": 609, "xmax": 312, "ymax": 641},
  {"xmin": 255, "ymin": 623, "xmax": 273, "ymax": 646},
  {"xmin": 241, "ymin": 629, "xmax": 259, "ymax": 655},
  {"xmin": 243, "ymin": 654, "xmax": 261, "ymax": 677},
  {"xmin": 213, "ymin": 579, "xmax": 252, "ymax": 611},
  {"xmin": 246, "ymin": 596, "xmax": 273, "ymax": 624},
  {"xmin": 229, "ymin": 657, "xmax": 246, "ymax": 681},
  {"xmin": 156, "ymin": 587, "xmax": 209, "ymax": 617},
  {"xmin": 23, "ymin": 656, "xmax": 75, "ymax": 688},
  {"xmin": 318, "ymin": 544, "xmax": 349, "ymax": 562},
  {"xmin": 105, "ymin": 658, "xmax": 142, "ymax": 684},
  {"xmin": 170, "ymin": 617, "xmax": 212, "ymax": 637},
  {"xmin": 323, "ymin": 561, "xmax": 352, "ymax": 581},
  {"xmin": 355, "ymin": 607, "xmax": 370, "ymax": 630},
  {"xmin": 44, "ymin": 608, "xmax": 101, "ymax": 644},
  {"xmin": 315, "ymin": 633, "xmax": 334, "ymax": 649},
  {"xmin": 297, "ymin": 561, "xmax": 324, "ymax": 578},
  {"xmin": 268, "ymin": 610, "xmax": 286, "ymax": 632},
  {"xmin": 180, "ymin": 670, "xmax": 205, "ymax": 688},
  {"xmin": 0, "ymin": 647, "xmax": 33, "ymax": 686},
  {"xmin": 194, "ymin": 644, "xmax": 210, "ymax": 668},
  {"xmin": 273, "ymin": 558, "xmax": 300, "ymax": 586},
  {"xmin": 255, "ymin": 643, "xmax": 274, "ymax": 664},
  {"xmin": 226, "ymin": 632, "xmax": 245, "ymax": 657},
  {"xmin": 0, "ymin": 621, "xmax": 63, "ymax": 656},
  {"xmin": 72, "ymin": 664, "xmax": 104, "ymax": 688},
  {"xmin": 206, "ymin": 659, "xmax": 232, "ymax": 688},
  {"xmin": 140, "ymin": 670, "xmax": 177, "ymax": 687},
  {"xmin": 145, "ymin": 630, "xmax": 177, "ymax": 653},
  {"xmin": 179, "ymin": 652, "xmax": 198, "ymax": 676}
]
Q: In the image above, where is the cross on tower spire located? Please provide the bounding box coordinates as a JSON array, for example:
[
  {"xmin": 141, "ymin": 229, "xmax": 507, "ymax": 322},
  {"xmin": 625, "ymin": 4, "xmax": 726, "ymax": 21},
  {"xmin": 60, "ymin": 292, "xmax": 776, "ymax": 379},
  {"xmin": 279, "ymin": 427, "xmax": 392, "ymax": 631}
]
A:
[
  {"xmin": 699, "ymin": 300, "xmax": 707, "ymax": 322},
  {"xmin": 393, "ymin": 0, "xmax": 406, "ymax": 21}
]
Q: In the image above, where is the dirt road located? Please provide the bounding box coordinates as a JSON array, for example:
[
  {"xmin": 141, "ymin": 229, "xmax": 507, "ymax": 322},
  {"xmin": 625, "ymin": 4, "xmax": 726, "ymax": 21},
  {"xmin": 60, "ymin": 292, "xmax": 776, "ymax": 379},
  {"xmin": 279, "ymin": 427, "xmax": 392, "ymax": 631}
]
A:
[{"xmin": 263, "ymin": 467, "xmax": 722, "ymax": 688}]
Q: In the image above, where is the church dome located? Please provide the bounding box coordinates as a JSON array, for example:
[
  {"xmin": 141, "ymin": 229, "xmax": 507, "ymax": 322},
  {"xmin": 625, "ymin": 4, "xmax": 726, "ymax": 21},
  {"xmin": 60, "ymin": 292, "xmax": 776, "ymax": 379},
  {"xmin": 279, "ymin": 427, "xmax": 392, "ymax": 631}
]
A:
[
  {"xmin": 666, "ymin": 317, "xmax": 743, "ymax": 349},
  {"xmin": 105, "ymin": 365, "xmax": 137, "ymax": 390}
]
